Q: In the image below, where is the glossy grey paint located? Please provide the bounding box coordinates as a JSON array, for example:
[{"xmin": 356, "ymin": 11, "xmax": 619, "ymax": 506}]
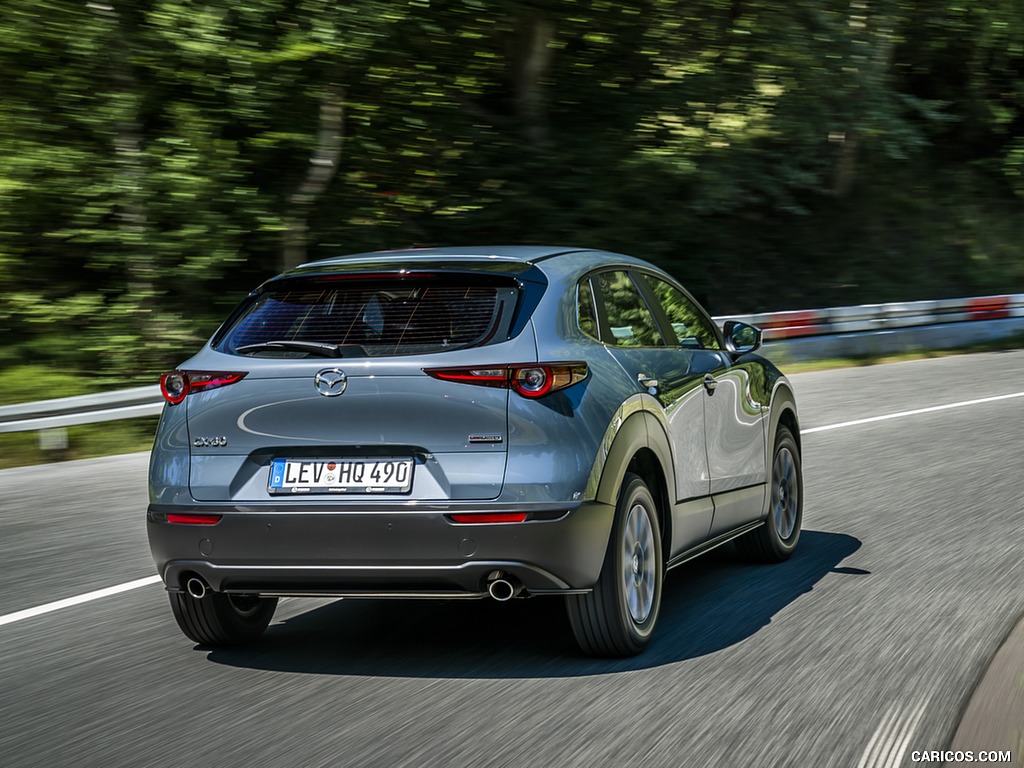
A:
[
  {"xmin": 602, "ymin": 345, "xmax": 712, "ymax": 501},
  {"xmin": 703, "ymin": 358, "xmax": 767, "ymax": 493},
  {"xmin": 148, "ymin": 245, "xmax": 797, "ymax": 599},
  {"xmin": 502, "ymin": 346, "xmax": 623, "ymax": 504},
  {"xmin": 553, "ymin": 254, "xmax": 771, "ymax": 550},
  {"xmin": 149, "ymin": 402, "xmax": 192, "ymax": 506},
  {"xmin": 181, "ymin": 335, "xmax": 537, "ymax": 501}
]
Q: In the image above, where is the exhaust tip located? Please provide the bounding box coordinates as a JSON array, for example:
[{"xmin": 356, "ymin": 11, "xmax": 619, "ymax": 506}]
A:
[
  {"xmin": 185, "ymin": 576, "xmax": 209, "ymax": 600},
  {"xmin": 487, "ymin": 577, "xmax": 520, "ymax": 602}
]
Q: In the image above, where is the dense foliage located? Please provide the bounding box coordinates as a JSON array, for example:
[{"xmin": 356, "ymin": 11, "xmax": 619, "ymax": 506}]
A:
[{"xmin": 1, "ymin": 0, "xmax": 1022, "ymax": 381}]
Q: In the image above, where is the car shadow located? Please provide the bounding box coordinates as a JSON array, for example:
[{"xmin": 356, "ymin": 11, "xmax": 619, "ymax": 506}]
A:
[{"xmin": 206, "ymin": 529, "xmax": 862, "ymax": 678}]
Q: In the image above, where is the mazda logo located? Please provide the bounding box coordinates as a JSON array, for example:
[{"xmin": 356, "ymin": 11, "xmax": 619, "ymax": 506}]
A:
[{"xmin": 314, "ymin": 368, "xmax": 348, "ymax": 397}]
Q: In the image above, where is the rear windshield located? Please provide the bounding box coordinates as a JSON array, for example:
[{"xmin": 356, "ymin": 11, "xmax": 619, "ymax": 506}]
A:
[{"xmin": 216, "ymin": 276, "xmax": 519, "ymax": 358}]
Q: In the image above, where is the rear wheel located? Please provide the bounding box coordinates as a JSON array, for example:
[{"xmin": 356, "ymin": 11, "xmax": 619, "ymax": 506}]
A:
[
  {"xmin": 567, "ymin": 473, "xmax": 663, "ymax": 657},
  {"xmin": 169, "ymin": 591, "xmax": 278, "ymax": 646},
  {"xmin": 735, "ymin": 424, "xmax": 802, "ymax": 563}
]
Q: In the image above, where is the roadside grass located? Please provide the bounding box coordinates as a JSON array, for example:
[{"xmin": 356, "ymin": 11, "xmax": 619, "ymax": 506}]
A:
[
  {"xmin": 1, "ymin": 333, "xmax": 1021, "ymax": 469},
  {"xmin": 0, "ymin": 365, "xmax": 158, "ymax": 470},
  {"xmin": 0, "ymin": 418, "xmax": 159, "ymax": 470},
  {"xmin": 770, "ymin": 332, "xmax": 1024, "ymax": 374}
]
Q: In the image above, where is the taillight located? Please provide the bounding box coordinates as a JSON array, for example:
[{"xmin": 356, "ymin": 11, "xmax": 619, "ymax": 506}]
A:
[
  {"xmin": 159, "ymin": 370, "xmax": 248, "ymax": 405},
  {"xmin": 423, "ymin": 363, "xmax": 588, "ymax": 398},
  {"xmin": 160, "ymin": 371, "xmax": 189, "ymax": 404},
  {"xmin": 512, "ymin": 367, "xmax": 553, "ymax": 397}
]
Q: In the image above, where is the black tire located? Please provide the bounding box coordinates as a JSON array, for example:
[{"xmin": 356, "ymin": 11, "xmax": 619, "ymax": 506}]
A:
[
  {"xmin": 567, "ymin": 473, "xmax": 663, "ymax": 657},
  {"xmin": 735, "ymin": 424, "xmax": 802, "ymax": 563},
  {"xmin": 169, "ymin": 591, "xmax": 278, "ymax": 646}
]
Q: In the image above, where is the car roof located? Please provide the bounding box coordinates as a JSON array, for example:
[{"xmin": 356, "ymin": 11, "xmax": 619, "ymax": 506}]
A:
[
  {"xmin": 296, "ymin": 246, "xmax": 660, "ymax": 284},
  {"xmin": 302, "ymin": 245, "xmax": 586, "ymax": 267}
]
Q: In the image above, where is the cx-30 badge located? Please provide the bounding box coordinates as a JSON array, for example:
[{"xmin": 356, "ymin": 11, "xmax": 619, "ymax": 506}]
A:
[{"xmin": 314, "ymin": 368, "xmax": 348, "ymax": 397}]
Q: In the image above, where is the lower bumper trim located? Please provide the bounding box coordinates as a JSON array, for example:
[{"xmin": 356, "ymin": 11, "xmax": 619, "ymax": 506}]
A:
[{"xmin": 162, "ymin": 559, "xmax": 583, "ymax": 596}]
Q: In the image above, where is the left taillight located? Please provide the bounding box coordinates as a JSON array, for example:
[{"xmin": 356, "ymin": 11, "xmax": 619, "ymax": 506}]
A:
[
  {"xmin": 160, "ymin": 370, "xmax": 248, "ymax": 405},
  {"xmin": 423, "ymin": 363, "xmax": 588, "ymax": 398}
]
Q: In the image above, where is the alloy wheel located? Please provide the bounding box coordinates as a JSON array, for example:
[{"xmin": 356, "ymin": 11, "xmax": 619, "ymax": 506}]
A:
[
  {"xmin": 622, "ymin": 502, "xmax": 656, "ymax": 624},
  {"xmin": 772, "ymin": 446, "xmax": 799, "ymax": 541}
]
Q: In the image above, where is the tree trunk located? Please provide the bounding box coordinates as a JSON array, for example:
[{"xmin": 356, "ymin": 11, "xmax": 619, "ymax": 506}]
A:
[
  {"xmin": 514, "ymin": 14, "xmax": 555, "ymax": 147},
  {"xmin": 87, "ymin": 2, "xmax": 150, "ymax": 290},
  {"xmin": 833, "ymin": 0, "xmax": 895, "ymax": 197},
  {"xmin": 282, "ymin": 83, "xmax": 346, "ymax": 271},
  {"xmin": 86, "ymin": 0, "xmax": 165, "ymax": 371}
]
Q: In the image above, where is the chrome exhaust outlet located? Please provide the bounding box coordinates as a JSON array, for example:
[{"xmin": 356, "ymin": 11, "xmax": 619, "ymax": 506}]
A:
[
  {"xmin": 487, "ymin": 577, "xmax": 521, "ymax": 602},
  {"xmin": 185, "ymin": 576, "xmax": 209, "ymax": 600}
]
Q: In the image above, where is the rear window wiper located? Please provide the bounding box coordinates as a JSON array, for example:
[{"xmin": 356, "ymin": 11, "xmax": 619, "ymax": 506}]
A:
[{"xmin": 235, "ymin": 341, "xmax": 360, "ymax": 358}]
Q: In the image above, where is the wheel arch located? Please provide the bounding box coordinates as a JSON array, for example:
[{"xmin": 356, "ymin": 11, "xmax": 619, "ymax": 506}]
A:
[
  {"xmin": 591, "ymin": 408, "xmax": 674, "ymax": 566},
  {"xmin": 625, "ymin": 446, "xmax": 672, "ymax": 567},
  {"xmin": 768, "ymin": 380, "xmax": 801, "ymax": 455},
  {"xmin": 763, "ymin": 379, "xmax": 801, "ymax": 520}
]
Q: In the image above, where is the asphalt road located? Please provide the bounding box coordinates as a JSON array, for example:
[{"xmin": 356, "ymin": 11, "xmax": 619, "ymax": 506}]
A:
[{"xmin": 2, "ymin": 350, "xmax": 1023, "ymax": 768}]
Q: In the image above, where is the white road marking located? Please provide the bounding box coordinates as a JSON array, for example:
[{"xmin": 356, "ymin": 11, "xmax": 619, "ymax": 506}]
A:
[
  {"xmin": 883, "ymin": 696, "xmax": 929, "ymax": 768},
  {"xmin": 856, "ymin": 704, "xmax": 902, "ymax": 768},
  {"xmin": 803, "ymin": 391, "xmax": 1024, "ymax": 434},
  {"xmin": 4, "ymin": 390, "xmax": 1022, "ymax": 629},
  {"xmin": 0, "ymin": 575, "xmax": 162, "ymax": 628},
  {"xmin": 856, "ymin": 694, "xmax": 931, "ymax": 768}
]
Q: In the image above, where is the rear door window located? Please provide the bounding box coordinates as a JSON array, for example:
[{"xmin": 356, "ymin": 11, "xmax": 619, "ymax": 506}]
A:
[
  {"xmin": 592, "ymin": 271, "xmax": 664, "ymax": 347},
  {"xmin": 218, "ymin": 277, "xmax": 519, "ymax": 358}
]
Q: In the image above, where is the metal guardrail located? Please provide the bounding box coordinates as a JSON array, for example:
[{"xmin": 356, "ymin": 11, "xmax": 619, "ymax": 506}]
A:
[
  {"xmin": 0, "ymin": 386, "xmax": 163, "ymax": 434},
  {"xmin": 727, "ymin": 293, "xmax": 1024, "ymax": 341},
  {"xmin": 1, "ymin": 294, "xmax": 1022, "ymax": 435}
]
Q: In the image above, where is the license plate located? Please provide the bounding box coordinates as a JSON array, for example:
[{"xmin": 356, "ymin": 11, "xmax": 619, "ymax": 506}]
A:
[{"xmin": 269, "ymin": 458, "xmax": 414, "ymax": 494}]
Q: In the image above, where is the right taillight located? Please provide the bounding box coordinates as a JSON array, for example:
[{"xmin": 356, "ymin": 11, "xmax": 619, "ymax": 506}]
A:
[
  {"xmin": 423, "ymin": 363, "xmax": 588, "ymax": 398},
  {"xmin": 160, "ymin": 370, "xmax": 248, "ymax": 405}
]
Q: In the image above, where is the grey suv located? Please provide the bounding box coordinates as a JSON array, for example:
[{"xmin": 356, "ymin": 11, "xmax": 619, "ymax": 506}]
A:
[{"xmin": 148, "ymin": 246, "xmax": 802, "ymax": 657}]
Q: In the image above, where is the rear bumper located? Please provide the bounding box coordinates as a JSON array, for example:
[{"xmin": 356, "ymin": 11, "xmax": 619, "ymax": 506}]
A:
[{"xmin": 147, "ymin": 500, "xmax": 615, "ymax": 596}]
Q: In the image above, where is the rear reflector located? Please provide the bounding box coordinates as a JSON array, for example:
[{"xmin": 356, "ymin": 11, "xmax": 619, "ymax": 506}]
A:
[
  {"xmin": 448, "ymin": 512, "xmax": 528, "ymax": 524},
  {"xmin": 167, "ymin": 514, "xmax": 223, "ymax": 525}
]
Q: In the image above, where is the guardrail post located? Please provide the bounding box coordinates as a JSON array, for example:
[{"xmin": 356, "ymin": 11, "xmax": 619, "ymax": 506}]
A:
[{"xmin": 38, "ymin": 428, "xmax": 69, "ymax": 451}]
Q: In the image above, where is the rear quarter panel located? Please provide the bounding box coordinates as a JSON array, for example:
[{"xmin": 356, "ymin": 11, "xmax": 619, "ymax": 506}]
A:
[
  {"xmin": 501, "ymin": 336, "xmax": 629, "ymax": 503},
  {"xmin": 501, "ymin": 264, "xmax": 639, "ymax": 505},
  {"xmin": 149, "ymin": 402, "xmax": 192, "ymax": 505}
]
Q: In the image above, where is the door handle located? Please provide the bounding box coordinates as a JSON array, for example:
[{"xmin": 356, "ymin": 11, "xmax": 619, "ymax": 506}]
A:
[
  {"xmin": 637, "ymin": 373, "xmax": 659, "ymax": 393},
  {"xmin": 703, "ymin": 373, "xmax": 717, "ymax": 394}
]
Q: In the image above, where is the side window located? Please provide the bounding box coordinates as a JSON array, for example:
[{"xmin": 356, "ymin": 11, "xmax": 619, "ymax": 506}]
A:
[
  {"xmin": 641, "ymin": 274, "xmax": 721, "ymax": 350},
  {"xmin": 594, "ymin": 271, "xmax": 664, "ymax": 347},
  {"xmin": 577, "ymin": 279, "xmax": 598, "ymax": 339}
]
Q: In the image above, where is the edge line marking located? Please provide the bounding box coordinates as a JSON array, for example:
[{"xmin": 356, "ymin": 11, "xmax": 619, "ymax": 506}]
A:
[
  {"xmin": 0, "ymin": 575, "xmax": 162, "ymax": 628},
  {"xmin": 8, "ymin": 391, "xmax": 1024, "ymax": 628},
  {"xmin": 802, "ymin": 392, "xmax": 1024, "ymax": 434}
]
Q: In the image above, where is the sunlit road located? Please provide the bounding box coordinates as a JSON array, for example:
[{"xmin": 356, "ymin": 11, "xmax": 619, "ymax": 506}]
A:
[{"xmin": 2, "ymin": 351, "xmax": 1023, "ymax": 768}]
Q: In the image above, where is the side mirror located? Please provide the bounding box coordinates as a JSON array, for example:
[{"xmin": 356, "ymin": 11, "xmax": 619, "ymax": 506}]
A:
[{"xmin": 722, "ymin": 320, "xmax": 762, "ymax": 356}]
